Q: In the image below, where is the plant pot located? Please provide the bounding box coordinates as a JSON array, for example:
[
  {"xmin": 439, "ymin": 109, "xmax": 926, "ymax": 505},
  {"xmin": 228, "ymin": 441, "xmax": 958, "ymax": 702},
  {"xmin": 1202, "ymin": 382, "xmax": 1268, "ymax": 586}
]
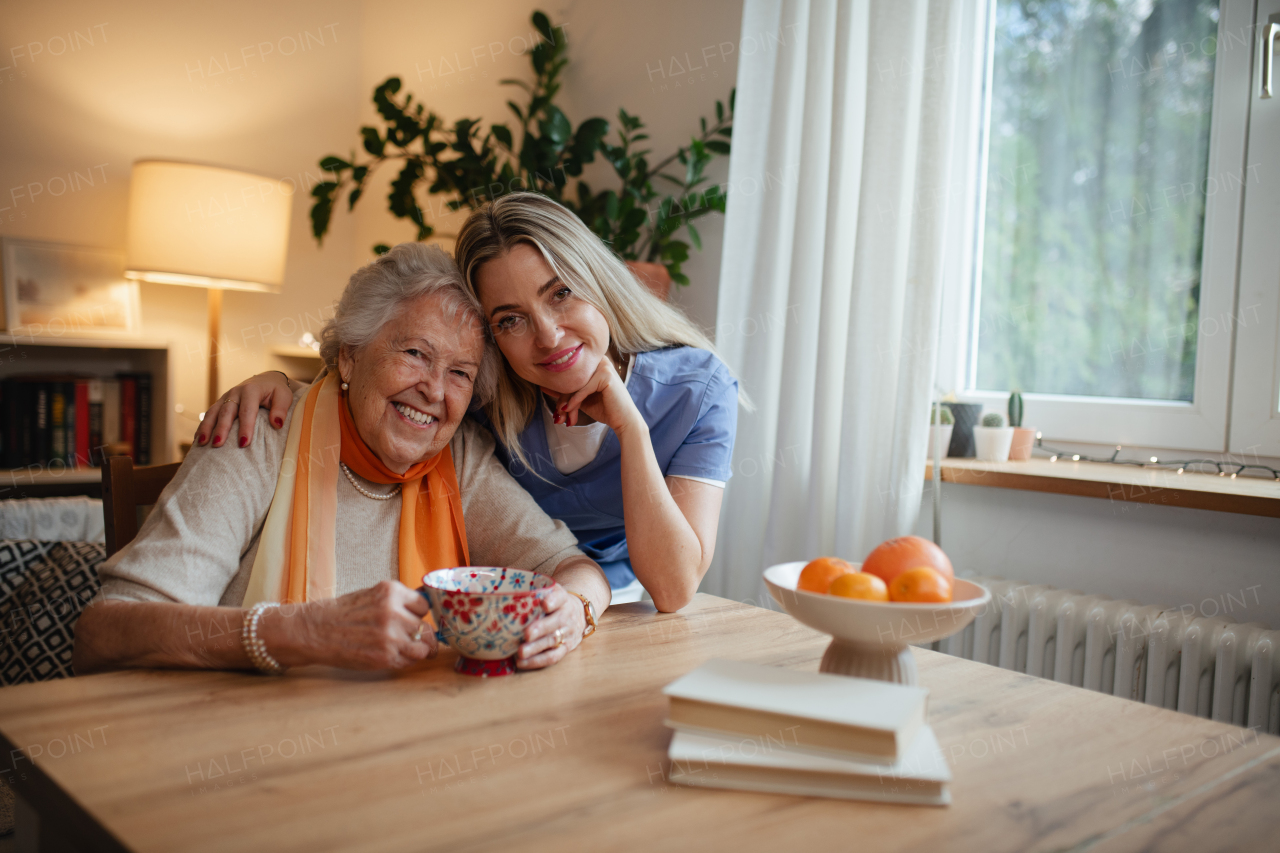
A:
[
  {"xmin": 1008, "ymin": 427, "xmax": 1036, "ymax": 461},
  {"xmin": 973, "ymin": 426, "xmax": 1015, "ymax": 462},
  {"xmin": 946, "ymin": 403, "xmax": 983, "ymax": 458},
  {"xmin": 625, "ymin": 261, "xmax": 672, "ymax": 301},
  {"xmin": 926, "ymin": 424, "xmax": 953, "ymax": 461}
]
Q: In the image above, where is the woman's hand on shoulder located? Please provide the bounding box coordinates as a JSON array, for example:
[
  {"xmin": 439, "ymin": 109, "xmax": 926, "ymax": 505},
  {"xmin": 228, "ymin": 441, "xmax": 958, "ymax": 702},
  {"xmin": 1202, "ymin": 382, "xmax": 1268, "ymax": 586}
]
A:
[
  {"xmin": 542, "ymin": 356, "xmax": 643, "ymax": 436},
  {"xmin": 260, "ymin": 580, "xmax": 437, "ymax": 670},
  {"xmin": 516, "ymin": 584, "xmax": 587, "ymax": 670},
  {"xmin": 194, "ymin": 371, "xmax": 296, "ymax": 449}
]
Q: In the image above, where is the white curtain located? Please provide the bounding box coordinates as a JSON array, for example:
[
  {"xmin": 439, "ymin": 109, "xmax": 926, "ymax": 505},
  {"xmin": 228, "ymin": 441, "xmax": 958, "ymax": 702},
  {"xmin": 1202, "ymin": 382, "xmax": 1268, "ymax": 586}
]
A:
[{"xmin": 706, "ymin": 0, "xmax": 970, "ymax": 604}]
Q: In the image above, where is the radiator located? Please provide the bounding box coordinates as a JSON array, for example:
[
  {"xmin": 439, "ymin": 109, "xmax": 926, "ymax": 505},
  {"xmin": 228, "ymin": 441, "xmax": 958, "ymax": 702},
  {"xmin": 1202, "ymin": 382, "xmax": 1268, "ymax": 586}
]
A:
[{"xmin": 928, "ymin": 577, "xmax": 1280, "ymax": 735}]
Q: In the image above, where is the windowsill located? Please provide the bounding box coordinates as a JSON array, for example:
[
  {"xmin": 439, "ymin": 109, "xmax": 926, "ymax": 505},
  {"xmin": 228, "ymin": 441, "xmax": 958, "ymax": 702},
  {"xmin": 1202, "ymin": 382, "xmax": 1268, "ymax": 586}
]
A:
[{"xmin": 923, "ymin": 457, "xmax": 1280, "ymax": 518}]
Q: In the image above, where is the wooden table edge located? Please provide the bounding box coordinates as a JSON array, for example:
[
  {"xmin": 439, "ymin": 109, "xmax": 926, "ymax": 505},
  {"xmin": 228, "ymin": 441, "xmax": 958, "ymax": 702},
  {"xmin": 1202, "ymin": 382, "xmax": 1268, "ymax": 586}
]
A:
[{"xmin": 925, "ymin": 461, "xmax": 1280, "ymax": 518}]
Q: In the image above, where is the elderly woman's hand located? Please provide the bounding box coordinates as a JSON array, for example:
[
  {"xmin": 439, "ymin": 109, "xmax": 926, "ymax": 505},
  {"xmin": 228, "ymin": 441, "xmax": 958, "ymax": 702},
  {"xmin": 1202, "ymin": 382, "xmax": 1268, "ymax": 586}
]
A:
[
  {"xmin": 516, "ymin": 584, "xmax": 588, "ymax": 670},
  {"xmin": 261, "ymin": 580, "xmax": 438, "ymax": 670}
]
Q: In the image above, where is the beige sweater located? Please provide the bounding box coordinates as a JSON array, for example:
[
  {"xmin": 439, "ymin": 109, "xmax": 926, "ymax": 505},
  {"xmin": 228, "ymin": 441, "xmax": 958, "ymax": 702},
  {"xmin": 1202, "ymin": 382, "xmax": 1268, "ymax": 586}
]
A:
[{"xmin": 97, "ymin": 388, "xmax": 584, "ymax": 607}]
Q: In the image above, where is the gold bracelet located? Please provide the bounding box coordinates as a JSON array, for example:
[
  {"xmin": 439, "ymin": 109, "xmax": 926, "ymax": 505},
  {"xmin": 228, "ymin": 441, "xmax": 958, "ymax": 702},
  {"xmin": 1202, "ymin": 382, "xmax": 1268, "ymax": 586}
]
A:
[{"xmin": 566, "ymin": 590, "xmax": 597, "ymax": 638}]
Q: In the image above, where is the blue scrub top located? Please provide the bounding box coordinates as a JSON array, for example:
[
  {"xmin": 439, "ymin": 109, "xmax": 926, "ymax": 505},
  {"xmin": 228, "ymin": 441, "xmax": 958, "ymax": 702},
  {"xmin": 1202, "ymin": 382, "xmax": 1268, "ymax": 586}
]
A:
[{"xmin": 479, "ymin": 346, "xmax": 738, "ymax": 589}]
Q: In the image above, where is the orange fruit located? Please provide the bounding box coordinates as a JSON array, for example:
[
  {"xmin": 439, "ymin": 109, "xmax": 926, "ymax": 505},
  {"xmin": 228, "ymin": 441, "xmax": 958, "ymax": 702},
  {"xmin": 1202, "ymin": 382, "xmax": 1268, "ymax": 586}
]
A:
[
  {"xmin": 888, "ymin": 566, "xmax": 953, "ymax": 603},
  {"xmin": 828, "ymin": 572, "xmax": 889, "ymax": 602},
  {"xmin": 797, "ymin": 557, "xmax": 854, "ymax": 594},
  {"xmin": 862, "ymin": 536, "xmax": 954, "ymax": 589}
]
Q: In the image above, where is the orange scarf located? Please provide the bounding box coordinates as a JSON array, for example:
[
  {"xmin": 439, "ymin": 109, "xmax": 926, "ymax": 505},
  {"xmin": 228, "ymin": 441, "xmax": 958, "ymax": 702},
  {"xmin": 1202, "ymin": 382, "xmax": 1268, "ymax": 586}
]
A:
[{"xmin": 242, "ymin": 371, "xmax": 469, "ymax": 605}]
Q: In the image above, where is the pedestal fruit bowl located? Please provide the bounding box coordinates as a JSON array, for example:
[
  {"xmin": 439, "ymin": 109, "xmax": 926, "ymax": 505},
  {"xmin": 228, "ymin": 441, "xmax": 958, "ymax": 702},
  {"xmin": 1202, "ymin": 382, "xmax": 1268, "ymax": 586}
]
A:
[{"xmin": 763, "ymin": 562, "xmax": 990, "ymax": 686}]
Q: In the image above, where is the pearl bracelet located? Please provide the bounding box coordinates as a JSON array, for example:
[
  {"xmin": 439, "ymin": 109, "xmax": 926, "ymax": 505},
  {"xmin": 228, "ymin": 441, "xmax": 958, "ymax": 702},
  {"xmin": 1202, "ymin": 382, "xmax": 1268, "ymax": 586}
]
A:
[{"xmin": 242, "ymin": 602, "xmax": 287, "ymax": 675}]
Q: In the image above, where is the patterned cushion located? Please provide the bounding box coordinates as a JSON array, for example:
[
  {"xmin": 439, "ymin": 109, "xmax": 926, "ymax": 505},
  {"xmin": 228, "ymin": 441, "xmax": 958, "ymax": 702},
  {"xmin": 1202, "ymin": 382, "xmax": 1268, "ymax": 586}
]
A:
[{"xmin": 0, "ymin": 540, "xmax": 104, "ymax": 685}]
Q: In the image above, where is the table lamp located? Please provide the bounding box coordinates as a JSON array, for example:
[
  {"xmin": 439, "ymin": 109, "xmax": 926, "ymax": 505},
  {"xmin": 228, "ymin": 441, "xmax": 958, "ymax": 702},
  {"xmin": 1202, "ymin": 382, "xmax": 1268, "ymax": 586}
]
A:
[{"xmin": 124, "ymin": 160, "xmax": 293, "ymax": 407}]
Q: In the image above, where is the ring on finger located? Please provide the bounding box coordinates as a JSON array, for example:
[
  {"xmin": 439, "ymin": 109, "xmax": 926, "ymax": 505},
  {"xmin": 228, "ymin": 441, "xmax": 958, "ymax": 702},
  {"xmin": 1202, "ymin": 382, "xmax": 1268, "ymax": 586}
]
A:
[
  {"xmin": 412, "ymin": 623, "xmax": 425, "ymax": 643},
  {"xmin": 553, "ymin": 627, "xmax": 564, "ymax": 648}
]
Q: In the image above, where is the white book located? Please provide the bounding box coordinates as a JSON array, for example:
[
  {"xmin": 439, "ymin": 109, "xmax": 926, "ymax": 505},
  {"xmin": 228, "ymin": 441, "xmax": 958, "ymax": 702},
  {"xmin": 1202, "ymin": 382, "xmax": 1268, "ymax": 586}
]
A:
[
  {"xmin": 667, "ymin": 726, "xmax": 951, "ymax": 806},
  {"xmin": 663, "ymin": 659, "xmax": 928, "ymax": 764}
]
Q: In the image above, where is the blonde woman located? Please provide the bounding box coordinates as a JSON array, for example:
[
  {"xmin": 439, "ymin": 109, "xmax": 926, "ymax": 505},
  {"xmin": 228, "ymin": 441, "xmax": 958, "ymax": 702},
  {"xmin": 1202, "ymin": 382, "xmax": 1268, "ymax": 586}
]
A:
[{"xmin": 200, "ymin": 193, "xmax": 738, "ymax": 612}]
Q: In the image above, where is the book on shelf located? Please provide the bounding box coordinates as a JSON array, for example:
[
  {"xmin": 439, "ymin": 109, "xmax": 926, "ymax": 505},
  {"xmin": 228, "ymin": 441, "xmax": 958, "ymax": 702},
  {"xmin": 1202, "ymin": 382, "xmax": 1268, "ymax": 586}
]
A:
[
  {"xmin": 666, "ymin": 726, "xmax": 951, "ymax": 806},
  {"xmin": 663, "ymin": 659, "xmax": 929, "ymax": 765},
  {"xmin": 0, "ymin": 372, "xmax": 153, "ymax": 470}
]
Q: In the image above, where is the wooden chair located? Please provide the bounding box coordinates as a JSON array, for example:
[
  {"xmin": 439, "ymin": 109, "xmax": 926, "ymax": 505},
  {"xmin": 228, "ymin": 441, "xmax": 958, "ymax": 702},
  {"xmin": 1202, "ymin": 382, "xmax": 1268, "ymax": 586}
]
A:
[{"xmin": 102, "ymin": 457, "xmax": 183, "ymax": 558}]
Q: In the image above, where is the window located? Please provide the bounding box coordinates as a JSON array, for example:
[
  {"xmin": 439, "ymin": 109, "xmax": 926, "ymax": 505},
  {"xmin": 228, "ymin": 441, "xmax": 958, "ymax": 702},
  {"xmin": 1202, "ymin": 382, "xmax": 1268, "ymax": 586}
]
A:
[
  {"xmin": 942, "ymin": 0, "xmax": 1278, "ymax": 454},
  {"xmin": 978, "ymin": 0, "xmax": 1218, "ymax": 402}
]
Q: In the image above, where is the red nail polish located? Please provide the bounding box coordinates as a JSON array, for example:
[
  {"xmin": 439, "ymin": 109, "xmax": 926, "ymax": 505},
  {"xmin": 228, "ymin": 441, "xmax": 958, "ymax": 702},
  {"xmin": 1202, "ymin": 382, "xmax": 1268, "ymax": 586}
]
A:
[
  {"xmin": 212, "ymin": 436, "xmax": 222, "ymax": 447},
  {"xmin": 273, "ymin": 417, "xmax": 283, "ymax": 428},
  {"xmin": 197, "ymin": 435, "xmax": 207, "ymax": 445},
  {"xmin": 239, "ymin": 436, "xmax": 249, "ymax": 448}
]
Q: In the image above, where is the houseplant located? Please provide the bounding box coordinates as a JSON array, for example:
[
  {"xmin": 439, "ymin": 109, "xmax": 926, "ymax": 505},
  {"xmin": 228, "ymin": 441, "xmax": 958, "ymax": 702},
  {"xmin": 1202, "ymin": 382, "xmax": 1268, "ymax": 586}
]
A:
[
  {"xmin": 308, "ymin": 10, "xmax": 733, "ymax": 292},
  {"xmin": 973, "ymin": 412, "xmax": 1015, "ymax": 462},
  {"xmin": 927, "ymin": 404, "xmax": 953, "ymax": 462},
  {"xmin": 945, "ymin": 401, "xmax": 984, "ymax": 458},
  {"xmin": 1007, "ymin": 390, "xmax": 1036, "ymax": 461}
]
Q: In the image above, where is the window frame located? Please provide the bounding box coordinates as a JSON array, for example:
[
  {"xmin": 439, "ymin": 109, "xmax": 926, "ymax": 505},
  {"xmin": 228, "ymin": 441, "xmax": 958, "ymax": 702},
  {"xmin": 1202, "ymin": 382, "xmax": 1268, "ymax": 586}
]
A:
[
  {"xmin": 942, "ymin": 0, "xmax": 1259, "ymax": 454},
  {"xmin": 1227, "ymin": 0, "xmax": 1280, "ymax": 457}
]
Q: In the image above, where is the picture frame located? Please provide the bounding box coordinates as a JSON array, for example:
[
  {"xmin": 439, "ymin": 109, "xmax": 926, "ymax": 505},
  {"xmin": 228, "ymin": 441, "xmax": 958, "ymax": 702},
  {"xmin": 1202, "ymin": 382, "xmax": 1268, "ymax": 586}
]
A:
[{"xmin": 0, "ymin": 237, "xmax": 142, "ymax": 339}]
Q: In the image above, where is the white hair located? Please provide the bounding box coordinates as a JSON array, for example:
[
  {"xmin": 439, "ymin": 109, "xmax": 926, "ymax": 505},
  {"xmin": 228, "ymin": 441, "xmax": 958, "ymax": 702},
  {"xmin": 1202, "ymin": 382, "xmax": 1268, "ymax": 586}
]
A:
[{"xmin": 319, "ymin": 242, "xmax": 497, "ymax": 404}]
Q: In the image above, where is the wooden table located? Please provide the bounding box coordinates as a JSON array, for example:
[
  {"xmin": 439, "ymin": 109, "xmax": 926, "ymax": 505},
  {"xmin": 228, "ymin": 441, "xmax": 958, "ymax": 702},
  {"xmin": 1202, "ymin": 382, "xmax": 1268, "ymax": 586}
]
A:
[{"xmin": 2, "ymin": 595, "xmax": 1277, "ymax": 852}]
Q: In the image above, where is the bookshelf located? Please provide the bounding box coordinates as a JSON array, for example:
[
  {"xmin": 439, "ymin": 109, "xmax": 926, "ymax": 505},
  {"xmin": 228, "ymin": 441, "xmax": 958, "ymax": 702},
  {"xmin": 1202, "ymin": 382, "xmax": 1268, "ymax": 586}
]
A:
[{"xmin": 0, "ymin": 335, "xmax": 173, "ymax": 498}]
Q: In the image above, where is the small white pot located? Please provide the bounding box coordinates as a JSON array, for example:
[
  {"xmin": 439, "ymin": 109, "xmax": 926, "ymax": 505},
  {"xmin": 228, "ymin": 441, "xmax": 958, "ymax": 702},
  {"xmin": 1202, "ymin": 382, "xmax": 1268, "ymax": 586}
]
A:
[
  {"xmin": 926, "ymin": 424, "xmax": 953, "ymax": 461},
  {"xmin": 973, "ymin": 426, "xmax": 1015, "ymax": 462}
]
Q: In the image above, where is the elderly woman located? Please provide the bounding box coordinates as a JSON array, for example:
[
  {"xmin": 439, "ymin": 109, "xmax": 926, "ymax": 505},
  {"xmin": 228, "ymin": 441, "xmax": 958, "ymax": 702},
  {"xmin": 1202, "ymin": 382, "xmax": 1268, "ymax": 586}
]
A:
[{"xmin": 73, "ymin": 243, "xmax": 610, "ymax": 675}]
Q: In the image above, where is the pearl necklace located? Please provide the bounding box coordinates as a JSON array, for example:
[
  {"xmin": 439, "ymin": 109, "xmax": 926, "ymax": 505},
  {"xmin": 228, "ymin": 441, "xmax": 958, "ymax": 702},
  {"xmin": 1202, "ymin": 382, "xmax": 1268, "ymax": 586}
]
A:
[{"xmin": 339, "ymin": 462, "xmax": 401, "ymax": 501}]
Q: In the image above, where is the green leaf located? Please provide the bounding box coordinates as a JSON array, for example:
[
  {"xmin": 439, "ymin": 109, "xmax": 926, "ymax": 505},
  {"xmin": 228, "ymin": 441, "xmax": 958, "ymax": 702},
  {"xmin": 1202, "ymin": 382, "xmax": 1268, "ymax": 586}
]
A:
[
  {"xmin": 500, "ymin": 79, "xmax": 532, "ymax": 92},
  {"xmin": 492, "ymin": 124, "xmax": 514, "ymax": 149},
  {"xmin": 532, "ymin": 11, "xmax": 554, "ymax": 44},
  {"xmin": 716, "ymin": 101, "xmax": 724, "ymax": 123},
  {"xmin": 309, "ymin": 181, "xmax": 338, "ymax": 242},
  {"xmin": 360, "ymin": 127, "xmax": 385, "ymax": 157},
  {"xmin": 506, "ymin": 100, "xmax": 525, "ymax": 122},
  {"xmin": 661, "ymin": 240, "xmax": 689, "ymax": 262},
  {"xmin": 686, "ymin": 221, "xmax": 701, "ymax": 251},
  {"xmin": 672, "ymin": 271, "xmax": 690, "ymax": 286},
  {"xmin": 320, "ymin": 156, "xmax": 350, "ymax": 173},
  {"xmin": 347, "ymin": 187, "xmax": 363, "ymax": 210},
  {"xmin": 705, "ymin": 139, "xmax": 731, "ymax": 155},
  {"xmin": 373, "ymin": 243, "xmax": 391, "ymax": 255},
  {"xmin": 541, "ymin": 105, "xmax": 571, "ymax": 145}
]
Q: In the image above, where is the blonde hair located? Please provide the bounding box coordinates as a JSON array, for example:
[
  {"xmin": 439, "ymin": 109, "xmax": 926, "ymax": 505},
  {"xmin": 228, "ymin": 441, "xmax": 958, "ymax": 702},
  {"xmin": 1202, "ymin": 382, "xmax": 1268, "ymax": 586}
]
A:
[
  {"xmin": 319, "ymin": 241, "xmax": 498, "ymax": 406},
  {"xmin": 453, "ymin": 192, "xmax": 733, "ymax": 473}
]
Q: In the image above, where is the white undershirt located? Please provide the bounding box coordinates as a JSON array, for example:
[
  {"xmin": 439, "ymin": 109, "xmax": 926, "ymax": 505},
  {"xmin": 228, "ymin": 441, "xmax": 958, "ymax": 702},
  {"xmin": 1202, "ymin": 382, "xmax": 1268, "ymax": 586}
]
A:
[{"xmin": 539, "ymin": 354, "xmax": 725, "ymax": 488}]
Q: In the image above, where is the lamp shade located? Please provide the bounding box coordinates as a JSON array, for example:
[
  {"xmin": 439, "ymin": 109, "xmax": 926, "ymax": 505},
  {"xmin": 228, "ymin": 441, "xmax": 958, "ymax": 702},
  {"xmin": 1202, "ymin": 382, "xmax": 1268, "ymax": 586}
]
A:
[{"xmin": 125, "ymin": 160, "xmax": 293, "ymax": 293}]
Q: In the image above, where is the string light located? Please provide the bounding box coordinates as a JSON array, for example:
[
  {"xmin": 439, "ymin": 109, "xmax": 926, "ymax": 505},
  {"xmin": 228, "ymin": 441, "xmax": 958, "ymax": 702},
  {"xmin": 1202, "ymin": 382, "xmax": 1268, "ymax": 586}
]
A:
[{"xmin": 1028, "ymin": 438, "xmax": 1280, "ymax": 480}]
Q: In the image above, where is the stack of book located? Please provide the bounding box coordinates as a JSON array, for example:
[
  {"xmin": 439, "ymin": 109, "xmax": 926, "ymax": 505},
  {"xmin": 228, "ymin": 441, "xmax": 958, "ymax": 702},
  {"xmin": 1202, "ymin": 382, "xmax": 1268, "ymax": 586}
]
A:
[
  {"xmin": 0, "ymin": 373, "xmax": 152, "ymax": 469},
  {"xmin": 662, "ymin": 659, "xmax": 951, "ymax": 805}
]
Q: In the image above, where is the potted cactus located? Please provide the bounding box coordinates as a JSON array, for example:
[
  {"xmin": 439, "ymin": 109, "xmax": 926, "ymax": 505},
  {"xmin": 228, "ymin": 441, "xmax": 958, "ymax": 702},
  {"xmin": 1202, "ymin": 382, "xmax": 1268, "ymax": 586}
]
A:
[
  {"xmin": 973, "ymin": 411, "xmax": 1015, "ymax": 462},
  {"xmin": 1007, "ymin": 390, "xmax": 1036, "ymax": 461},
  {"xmin": 927, "ymin": 403, "xmax": 953, "ymax": 462}
]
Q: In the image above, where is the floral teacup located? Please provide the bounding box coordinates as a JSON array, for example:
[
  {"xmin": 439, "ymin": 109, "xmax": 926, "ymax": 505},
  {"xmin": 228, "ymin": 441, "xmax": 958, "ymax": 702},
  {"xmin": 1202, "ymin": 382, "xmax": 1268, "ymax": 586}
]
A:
[{"xmin": 418, "ymin": 567, "xmax": 556, "ymax": 676}]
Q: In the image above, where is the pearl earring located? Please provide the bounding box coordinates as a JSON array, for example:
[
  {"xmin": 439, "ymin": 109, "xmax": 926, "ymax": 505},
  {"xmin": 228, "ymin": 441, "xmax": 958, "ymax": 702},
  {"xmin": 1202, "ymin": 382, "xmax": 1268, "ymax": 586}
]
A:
[{"xmin": 340, "ymin": 382, "xmax": 349, "ymax": 391}]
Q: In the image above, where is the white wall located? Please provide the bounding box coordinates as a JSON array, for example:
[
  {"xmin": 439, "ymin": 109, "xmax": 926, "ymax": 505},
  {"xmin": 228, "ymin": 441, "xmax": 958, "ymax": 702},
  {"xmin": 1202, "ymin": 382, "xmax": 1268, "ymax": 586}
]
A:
[{"xmin": 912, "ymin": 484, "xmax": 1280, "ymax": 629}]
